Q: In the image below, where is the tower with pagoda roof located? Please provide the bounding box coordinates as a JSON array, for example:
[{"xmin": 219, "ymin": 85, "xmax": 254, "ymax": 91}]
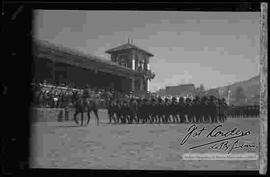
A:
[{"xmin": 105, "ymin": 39, "xmax": 155, "ymax": 93}]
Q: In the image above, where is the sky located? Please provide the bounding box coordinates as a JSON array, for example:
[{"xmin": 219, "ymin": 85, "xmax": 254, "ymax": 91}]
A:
[{"xmin": 34, "ymin": 10, "xmax": 260, "ymax": 92}]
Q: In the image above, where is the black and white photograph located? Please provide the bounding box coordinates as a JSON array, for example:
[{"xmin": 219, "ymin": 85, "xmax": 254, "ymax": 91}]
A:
[{"xmin": 27, "ymin": 6, "xmax": 267, "ymax": 172}]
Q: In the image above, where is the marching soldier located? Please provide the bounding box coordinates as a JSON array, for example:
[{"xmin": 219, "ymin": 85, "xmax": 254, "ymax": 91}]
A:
[
  {"xmin": 201, "ymin": 96, "xmax": 209, "ymax": 123},
  {"xmin": 157, "ymin": 97, "xmax": 164, "ymax": 124},
  {"xmin": 121, "ymin": 100, "xmax": 129, "ymax": 124},
  {"xmin": 193, "ymin": 96, "xmax": 202, "ymax": 123},
  {"xmin": 217, "ymin": 98, "xmax": 227, "ymax": 123},
  {"xmin": 171, "ymin": 97, "xmax": 179, "ymax": 123},
  {"xmin": 209, "ymin": 96, "xmax": 218, "ymax": 123},
  {"xmin": 164, "ymin": 98, "xmax": 171, "ymax": 123},
  {"xmin": 115, "ymin": 100, "xmax": 122, "ymax": 123},
  {"xmin": 142, "ymin": 98, "xmax": 150, "ymax": 124},
  {"xmin": 137, "ymin": 98, "xmax": 144, "ymax": 123},
  {"xmin": 178, "ymin": 97, "xmax": 186, "ymax": 123},
  {"xmin": 107, "ymin": 99, "xmax": 115, "ymax": 124},
  {"xmin": 150, "ymin": 98, "xmax": 158, "ymax": 123},
  {"xmin": 129, "ymin": 98, "xmax": 138, "ymax": 124},
  {"xmin": 185, "ymin": 98, "xmax": 193, "ymax": 123}
]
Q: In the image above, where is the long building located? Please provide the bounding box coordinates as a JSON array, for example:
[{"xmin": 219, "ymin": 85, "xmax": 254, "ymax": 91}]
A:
[
  {"xmin": 32, "ymin": 39, "xmax": 155, "ymax": 94},
  {"xmin": 155, "ymin": 84, "xmax": 195, "ymax": 97}
]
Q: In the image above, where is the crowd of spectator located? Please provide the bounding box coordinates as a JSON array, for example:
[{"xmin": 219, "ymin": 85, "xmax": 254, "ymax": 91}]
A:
[{"xmin": 31, "ymin": 80, "xmax": 132, "ymax": 108}]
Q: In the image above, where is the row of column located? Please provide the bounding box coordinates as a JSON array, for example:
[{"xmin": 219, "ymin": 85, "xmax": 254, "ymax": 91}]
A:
[{"xmin": 131, "ymin": 56, "xmax": 150, "ymax": 92}]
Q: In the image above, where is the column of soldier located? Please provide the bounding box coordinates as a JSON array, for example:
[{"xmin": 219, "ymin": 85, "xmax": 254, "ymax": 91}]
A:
[
  {"xmin": 226, "ymin": 105, "xmax": 260, "ymax": 118},
  {"xmin": 107, "ymin": 95, "xmax": 228, "ymax": 124}
]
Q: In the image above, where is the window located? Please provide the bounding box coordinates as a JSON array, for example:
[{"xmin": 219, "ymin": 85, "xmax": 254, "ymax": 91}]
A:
[{"xmin": 118, "ymin": 54, "xmax": 128, "ymax": 67}]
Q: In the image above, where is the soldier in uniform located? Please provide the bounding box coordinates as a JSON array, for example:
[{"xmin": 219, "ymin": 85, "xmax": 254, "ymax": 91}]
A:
[
  {"xmin": 163, "ymin": 98, "xmax": 171, "ymax": 123},
  {"xmin": 115, "ymin": 99, "xmax": 122, "ymax": 123},
  {"xmin": 146, "ymin": 98, "xmax": 153, "ymax": 123},
  {"xmin": 185, "ymin": 98, "xmax": 193, "ymax": 123},
  {"xmin": 217, "ymin": 98, "xmax": 227, "ymax": 123},
  {"xmin": 141, "ymin": 98, "xmax": 149, "ymax": 124},
  {"xmin": 120, "ymin": 100, "xmax": 129, "ymax": 124},
  {"xmin": 129, "ymin": 98, "xmax": 138, "ymax": 124},
  {"xmin": 150, "ymin": 98, "xmax": 158, "ymax": 123},
  {"xmin": 157, "ymin": 97, "xmax": 164, "ymax": 124},
  {"xmin": 222, "ymin": 98, "xmax": 228, "ymax": 122},
  {"xmin": 171, "ymin": 97, "xmax": 179, "ymax": 123},
  {"xmin": 193, "ymin": 96, "xmax": 201, "ymax": 123},
  {"xmin": 178, "ymin": 97, "xmax": 186, "ymax": 123},
  {"xmin": 63, "ymin": 90, "xmax": 70, "ymax": 121},
  {"xmin": 209, "ymin": 96, "xmax": 218, "ymax": 123},
  {"xmin": 137, "ymin": 98, "xmax": 144, "ymax": 123},
  {"xmin": 201, "ymin": 96, "xmax": 208, "ymax": 123},
  {"xmin": 107, "ymin": 99, "xmax": 115, "ymax": 124}
]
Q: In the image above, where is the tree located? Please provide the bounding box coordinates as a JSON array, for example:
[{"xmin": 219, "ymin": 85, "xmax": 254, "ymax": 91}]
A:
[
  {"xmin": 195, "ymin": 84, "xmax": 205, "ymax": 96},
  {"xmin": 235, "ymin": 86, "xmax": 246, "ymax": 105},
  {"xmin": 199, "ymin": 84, "xmax": 205, "ymax": 92}
]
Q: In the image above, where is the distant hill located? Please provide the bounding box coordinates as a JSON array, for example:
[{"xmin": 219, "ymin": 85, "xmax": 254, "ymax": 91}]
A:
[{"xmin": 205, "ymin": 75, "xmax": 260, "ymax": 105}]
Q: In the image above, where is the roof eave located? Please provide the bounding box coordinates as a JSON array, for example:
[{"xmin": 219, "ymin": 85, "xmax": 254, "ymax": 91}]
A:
[{"xmin": 105, "ymin": 48, "xmax": 154, "ymax": 57}]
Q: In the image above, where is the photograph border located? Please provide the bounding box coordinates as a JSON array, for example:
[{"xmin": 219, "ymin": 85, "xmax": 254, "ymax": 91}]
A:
[{"xmin": 259, "ymin": 2, "xmax": 268, "ymax": 175}]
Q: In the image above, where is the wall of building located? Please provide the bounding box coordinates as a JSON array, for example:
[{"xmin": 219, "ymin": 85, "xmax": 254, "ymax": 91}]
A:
[
  {"xmin": 33, "ymin": 57, "xmax": 54, "ymax": 83},
  {"xmin": 133, "ymin": 50, "xmax": 149, "ymax": 71},
  {"xmin": 33, "ymin": 57, "xmax": 131, "ymax": 92},
  {"xmin": 111, "ymin": 51, "xmax": 132, "ymax": 69},
  {"xmin": 164, "ymin": 84, "xmax": 195, "ymax": 97}
]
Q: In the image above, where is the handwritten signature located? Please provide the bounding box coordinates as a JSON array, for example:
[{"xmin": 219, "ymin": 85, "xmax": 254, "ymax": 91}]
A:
[
  {"xmin": 209, "ymin": 139, "xmax": 256, "ymax": 154},
  {"xmin": 179, "ymin": 124, "xmax": 255, "ymax": 153}
]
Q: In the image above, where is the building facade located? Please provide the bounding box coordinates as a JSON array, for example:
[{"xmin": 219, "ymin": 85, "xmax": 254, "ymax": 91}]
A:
[
  {"xmin": 156, "ymin": 84, "xmax": 195, "ymax": 97},
  {"xmin": 33, "ymin": 40, "xmax": 155, "ymax": 94},
  {"xmin": 105, "ymin": 40, "xmax": 155, "ymax": 92}
]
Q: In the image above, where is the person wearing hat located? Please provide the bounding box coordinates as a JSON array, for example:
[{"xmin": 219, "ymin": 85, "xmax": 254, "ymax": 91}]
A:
[
  {"xmin": 185, "ymin": 97, "xmax": 193, "ymax": 123},
  {"xmin": 158, "ymin": 96, "xmax": 162, "ymax": 103},
  {"xmin": 162, "ymin": 97, "xmax": 170, "ymax": 123},
  {"xmin": 218, "ymin": 98, "xmax": 228, "ymax": 122},
  {"xmin": 178, "ymin": 97, "xmax": 186, "ymax": 123},
  {"xmin": 155, "ymin": 97, "xmax": 164, "ymax": 124},
  {"xmin": 129, "ymin": 97, "xmax": 138, "ymax": 124},
  {"xmin": 150, "ymin": 98, "xmax": 159, "ymax": 124},
  {"xmin": 170, "ymin": 97, "xmax": 178, "ymax": 123},
  {"xmin": 122, "ymin": 100, "xmax": 130, "ymax": 124},
  {"xmin": 114, "ymin": 99, "xmax": 121, "ymax": 124},
  {"xmin": 143, "ymin": 98, "xmax": 152, "ymax": 124},
  {"xmin": 107, "ymin": 98, "xmax": 115, "ymax": 124},
  {"xmin": 193, "ymin": 97, "xmax": 202, "ymax": 123},
  {"xmin": 208, "ymin": 96, "xmax": 218, "ymax": 123},
  {"xmin": 137, "ymin": 98, "xmax": 144, "ymax": 124}
]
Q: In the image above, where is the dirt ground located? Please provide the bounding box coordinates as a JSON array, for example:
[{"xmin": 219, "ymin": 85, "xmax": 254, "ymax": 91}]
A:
[{"xmin": 30, "ymin": 109, "xmax": 259, "ymax": 170}]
